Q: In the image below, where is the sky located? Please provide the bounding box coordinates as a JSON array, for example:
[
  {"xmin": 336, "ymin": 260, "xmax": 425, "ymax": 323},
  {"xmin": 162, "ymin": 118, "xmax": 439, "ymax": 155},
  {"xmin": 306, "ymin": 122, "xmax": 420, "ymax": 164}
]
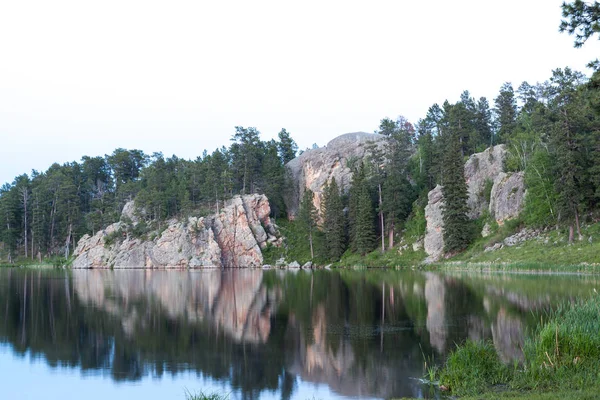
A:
[{"xmin": 1, "ymin": 0, "xmax": 599, "ymax": 186}]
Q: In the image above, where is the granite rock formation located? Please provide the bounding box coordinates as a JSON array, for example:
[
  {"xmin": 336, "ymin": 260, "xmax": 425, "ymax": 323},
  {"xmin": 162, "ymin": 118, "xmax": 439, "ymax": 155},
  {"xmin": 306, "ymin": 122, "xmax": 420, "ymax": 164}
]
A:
[
  {"xmin": 424, "ymin": 145, "xmax": 526, "ymax": 260},
  {"xmin": 285, "ymin": 132, "xmax": 386, "ymax": 217},
  {"xmin": 73, "ymin": 194, "xmax": 281, "ymax": 268}
]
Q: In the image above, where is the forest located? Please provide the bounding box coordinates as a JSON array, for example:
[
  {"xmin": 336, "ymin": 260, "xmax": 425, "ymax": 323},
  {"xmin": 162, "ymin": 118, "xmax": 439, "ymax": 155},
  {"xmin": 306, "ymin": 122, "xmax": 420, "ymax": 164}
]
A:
[{"xmin": 1, "ymin": 1, "xmax": 599, "ymax": 265}]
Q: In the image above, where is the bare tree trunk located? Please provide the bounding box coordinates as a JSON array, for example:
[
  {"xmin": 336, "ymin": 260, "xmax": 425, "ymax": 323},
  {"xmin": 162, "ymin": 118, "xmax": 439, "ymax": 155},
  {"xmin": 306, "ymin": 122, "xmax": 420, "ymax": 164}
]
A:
[
  {"xmin": 378, "ymin": 183, "xmax": 385, "ymax": 253},
  {"xmin": 50, "ymin": 192, "xmax": 58, "ymax": 251},
  {"xmin": 388, "ymin": 219, "xmax": 394, "ymax": 250},
  {"xmin": 20, "ymin": 187, "xmax": 29, "ymax": 258},
  {"xmin": 569, "ymin": 224, "xmax": 574, "ymax": 243},
  {"xmin": 309, "ymin": 229, "xmax": 314, "ymax": 260},
  {"xmin": 215, "ymin": 189, "xmax": 220, "ymax": 214},
  {"xmin": 242, "ymin": 160, "xmax": 247, "ymax": 195},
  {"xmin": 64, "ymin": 223, "xmax": 72, "ymax": 259},
  {"xmin": 575, "ymin": 209, "xmax": 583, "ymax": 241}
]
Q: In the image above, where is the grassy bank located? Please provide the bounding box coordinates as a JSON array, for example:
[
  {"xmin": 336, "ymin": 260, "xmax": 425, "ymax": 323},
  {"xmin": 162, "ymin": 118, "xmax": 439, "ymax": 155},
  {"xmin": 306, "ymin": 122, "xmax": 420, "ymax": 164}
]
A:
[
  {"xmin": 0, "ymin": 255, "xmax": 72, "ymax": 269},
  {"xmin": 448, "ymin": 223, "xmax": 600, "ymax": 267},
  {"xmin": 328, "ymin": 221, "xmax": 600, "ymax": 272},
  {"xmin": 430, "ymin": 294, "xmax": 600, "ymax": 398}
]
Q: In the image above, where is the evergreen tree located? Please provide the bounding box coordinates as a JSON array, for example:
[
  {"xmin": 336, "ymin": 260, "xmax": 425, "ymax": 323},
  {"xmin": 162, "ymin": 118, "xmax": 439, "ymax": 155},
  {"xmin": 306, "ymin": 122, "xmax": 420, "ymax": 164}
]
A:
[
  {"xmin": 475, "ymin": 97, "xmax": 493, "ymax": 148},
  {"xmin": 441, "ymin": 130, "xmax": 471, "ymax": 254},
  {"xmin": 298, "ymin": 189, "xmax": 318, "ymax": 260},
  {"xmin": 277, "ymin": 128, "xmax": 298, "ymax": 164},
  {"xmin": 321, "ymin": 178, "xmax": 346, "ymax": 261},
  {"xmin": 378, "ymin": 116, "xmax": 416, "ymax": 248},
  {"xmin": 230, "ymin": 126, "xmax": 262, "ymax": 194},
  {"xmin": 260, "ymin": 140, "xmax": 286, "ymax": 217},
  {"xmin": 547, "ymin": 68, "xmax": 588, "ymax": 241},
  {"xmin": 494, "ymin": 82, "xmax": 517, "ymax": 143},
  {"xmin": 353, "ymin": 183, "xmax": 376, "ymax": 255}
]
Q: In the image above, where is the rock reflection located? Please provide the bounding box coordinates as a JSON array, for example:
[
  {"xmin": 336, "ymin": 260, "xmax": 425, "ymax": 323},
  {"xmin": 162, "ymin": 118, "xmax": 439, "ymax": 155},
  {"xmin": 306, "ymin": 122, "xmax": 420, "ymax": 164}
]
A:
[{"xmin": 1, "ymin": 269, "xmax": 597, "ymax": 399}]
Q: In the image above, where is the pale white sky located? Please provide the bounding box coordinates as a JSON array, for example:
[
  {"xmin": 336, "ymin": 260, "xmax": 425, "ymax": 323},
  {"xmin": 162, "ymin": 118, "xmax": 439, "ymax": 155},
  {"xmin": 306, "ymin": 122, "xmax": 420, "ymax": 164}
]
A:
[{"xmin": 1, "ymin": 0, "xmax": 598, "ymax": 185}]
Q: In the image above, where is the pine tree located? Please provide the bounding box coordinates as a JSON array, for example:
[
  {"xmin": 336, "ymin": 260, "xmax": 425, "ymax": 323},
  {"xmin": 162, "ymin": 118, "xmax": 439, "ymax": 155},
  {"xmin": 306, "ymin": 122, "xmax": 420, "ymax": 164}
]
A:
[
  {"xmin": 475, "ymin": 97, "xmax": 493, "ymax": 148},
  {"xmin": 298, "ymin": 189, "xmax": 318, "ymax": 260},
  {"xmin": 494, "ymin": 82, "xmax": 517, "ymax": 143},
  {"xmin": 277, "ymin": 128, "xmax": 298, "ymax": 164},
  {"xmin": 547, "ymin": 68, "xmax": 588, "ymax": 242},
  {"xmin": 441, "ymin": 129, "xmax": 471, "ymax": 254},
  {"xmin": 321, "ymin": 178, "xmax": 346, "ymax": 261},
  {"xmin": 353, "ymin": 183, "xmax": 376, "ymax": 255}
]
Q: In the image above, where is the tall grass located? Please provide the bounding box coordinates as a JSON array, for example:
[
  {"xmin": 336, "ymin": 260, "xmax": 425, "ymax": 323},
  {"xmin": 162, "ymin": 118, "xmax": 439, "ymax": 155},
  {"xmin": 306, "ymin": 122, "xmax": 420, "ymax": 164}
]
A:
[{"xmin": 438, "ymin": 293, "xmax": 600, "ymax": 397}]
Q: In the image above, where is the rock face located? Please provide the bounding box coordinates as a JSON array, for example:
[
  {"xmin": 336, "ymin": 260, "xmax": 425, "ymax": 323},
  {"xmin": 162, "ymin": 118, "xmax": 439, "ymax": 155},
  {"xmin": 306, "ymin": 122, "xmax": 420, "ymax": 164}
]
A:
[
  {"xmin": 424, "ymin": 145, "xmax": 526, "ymax": 260},
  {"xmin": 464, "ymin": 145, "xmax": 507, "ymax": 219},
  {"xmin": 424, "ymin": 186, "xmax": 445, "ymax": 261},
  {"xmin": 285, "ymin": 132, "xmax": 385, "ymax": 217},
  {"xmin": 489, "ymin": 171, "xmax": 526, "ymax": 224},
  {"xmin": 73, "ymin": 194, "xmax": 281, "ymax": 269}
]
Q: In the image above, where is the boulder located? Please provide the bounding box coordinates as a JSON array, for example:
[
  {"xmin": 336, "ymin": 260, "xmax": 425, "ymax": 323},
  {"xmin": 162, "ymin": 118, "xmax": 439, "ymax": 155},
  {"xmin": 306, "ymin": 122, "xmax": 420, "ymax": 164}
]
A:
[
  {"xmin": 285, "ymin": 132, "xmax": 386, "ymax": 218},
  {"xmin": 73, "ymin": 194, "xmax": 281, "ymax": 269}
]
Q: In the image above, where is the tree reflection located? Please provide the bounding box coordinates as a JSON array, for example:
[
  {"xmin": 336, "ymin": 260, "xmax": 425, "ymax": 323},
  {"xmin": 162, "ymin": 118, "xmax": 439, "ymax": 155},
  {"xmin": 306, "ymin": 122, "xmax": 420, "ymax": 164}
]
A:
[{"xmin": 0, "ymin": 268, "xmax": 595, "ymax": 399}]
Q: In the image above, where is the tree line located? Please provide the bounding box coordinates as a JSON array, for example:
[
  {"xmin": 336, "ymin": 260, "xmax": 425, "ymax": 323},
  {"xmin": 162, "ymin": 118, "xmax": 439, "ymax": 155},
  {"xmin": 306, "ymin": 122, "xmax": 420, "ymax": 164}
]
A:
[
  {"xmin": 0, "ymin": 128, "xmax": 297, "ymax": 262},
  {"xmin": 297, "ymin": 71, "xmax": 600, "ymax": 261}
]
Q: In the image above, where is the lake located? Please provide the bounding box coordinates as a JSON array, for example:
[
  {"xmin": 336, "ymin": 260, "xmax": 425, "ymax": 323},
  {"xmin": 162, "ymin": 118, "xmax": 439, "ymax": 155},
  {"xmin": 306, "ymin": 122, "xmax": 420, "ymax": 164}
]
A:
[{"xmin": 0, "ymin": 268, "xmax": 598, "ymax": 400}]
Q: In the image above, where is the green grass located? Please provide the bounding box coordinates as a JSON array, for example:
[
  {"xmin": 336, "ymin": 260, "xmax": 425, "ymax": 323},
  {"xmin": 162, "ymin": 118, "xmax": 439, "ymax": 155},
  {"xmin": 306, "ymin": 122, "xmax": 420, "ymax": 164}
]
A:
[
  {"xmin": 438, "ymin": 341, "xmax": 514, "ymax": 396},
  {"xmin": 449, "ymin": 222, "xmax": 600, "ymax": 268},
  {"xmin": 434, "ymin": 294, "xmax": 600, "ymax": 398},
  {"xmin": 0, "ymin": 255, "xmax": 71, "ymax": 268},
  {"xmin": 336, "ymin": 246, "xmax": 427, "ymax": 268}
]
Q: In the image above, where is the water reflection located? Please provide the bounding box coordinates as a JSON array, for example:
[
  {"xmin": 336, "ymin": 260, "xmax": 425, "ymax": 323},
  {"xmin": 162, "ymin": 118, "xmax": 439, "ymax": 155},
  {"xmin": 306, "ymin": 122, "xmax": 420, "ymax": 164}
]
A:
[{"xmin": 0, "ymin": 268, "xmax": 597, "ymax": 399}]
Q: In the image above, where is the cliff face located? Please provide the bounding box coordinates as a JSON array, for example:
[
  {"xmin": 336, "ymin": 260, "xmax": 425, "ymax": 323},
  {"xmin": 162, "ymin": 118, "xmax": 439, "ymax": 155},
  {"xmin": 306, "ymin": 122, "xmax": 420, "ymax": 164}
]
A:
[
  {"xmin": 424, "ymin": 145, "xmax": 526, "ymax": 261},
  {"xmin": 73, "ymin": 194, "xmax": 281, "ymax": 269},
  {"xmin": 285, "ymin": 132, "xmax": 386, "ymax": 217}
]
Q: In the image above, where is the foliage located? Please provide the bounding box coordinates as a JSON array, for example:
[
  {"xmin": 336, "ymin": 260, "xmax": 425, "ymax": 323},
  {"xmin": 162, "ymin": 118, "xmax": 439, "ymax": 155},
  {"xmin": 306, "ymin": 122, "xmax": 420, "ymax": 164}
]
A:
[
  {"xmin": 297, "ymin": 189, "xmax": 319, "ymax": 260},
  {"xmin": 560, "ymin": 0, "xmax": 600, "ymax": 48},
  {"xmin": 403, "ymin": 200, "xmax": 427, "ymax": 240},
  {"xmin": 494, "ymin": 82, "xmax": 518, "ymax": 143},
  {"xmin": 523, "ymin": 149, "xmax": 559, "ymax": 227},
  {"xmin": 321, "ymin": 178, "xmax": 347, "ymax": 261},
  {"xmin": 441, "ymin": 124, "xmax": 472, "ymax": 254}
]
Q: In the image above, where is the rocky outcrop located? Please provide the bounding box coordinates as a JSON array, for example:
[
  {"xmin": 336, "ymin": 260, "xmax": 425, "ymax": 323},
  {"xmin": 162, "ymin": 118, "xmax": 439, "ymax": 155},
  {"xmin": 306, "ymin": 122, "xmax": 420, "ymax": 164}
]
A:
[
  {"xmin": 285, "ymin": 132, "xmax": 386, "ymax": 217},
  {"xmin": 424, "ymin": 145, "xmax": 526, "ymax": 260},
  {"xmin": 464, "ymin": 145, "xmax": 507, "ymax": 219},
  {"xmin": 489, "ymin": 171, "xmax": 526, "ymax": 224},
  {"xmin": 73, "ymin": 194, "xmax": 281, "ymax": 269},
  {"xmin": 424, "ymin": 186, "xmax": 445, "ymax": 261}
]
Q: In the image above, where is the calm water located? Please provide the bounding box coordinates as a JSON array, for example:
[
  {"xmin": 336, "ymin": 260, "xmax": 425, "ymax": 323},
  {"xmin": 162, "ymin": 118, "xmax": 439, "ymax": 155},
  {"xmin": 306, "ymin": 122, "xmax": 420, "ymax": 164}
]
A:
[{"xmin": 0, "ymin": 268, "xmax": 598, "ymax": 400}]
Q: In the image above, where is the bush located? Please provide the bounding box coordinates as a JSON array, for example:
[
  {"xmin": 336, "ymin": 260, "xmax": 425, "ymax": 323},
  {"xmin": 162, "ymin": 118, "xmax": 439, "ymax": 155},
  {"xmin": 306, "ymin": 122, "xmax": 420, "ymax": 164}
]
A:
[{"xmin": 103, "ymin": 228, "xmax": 123, "ymax": 247}]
